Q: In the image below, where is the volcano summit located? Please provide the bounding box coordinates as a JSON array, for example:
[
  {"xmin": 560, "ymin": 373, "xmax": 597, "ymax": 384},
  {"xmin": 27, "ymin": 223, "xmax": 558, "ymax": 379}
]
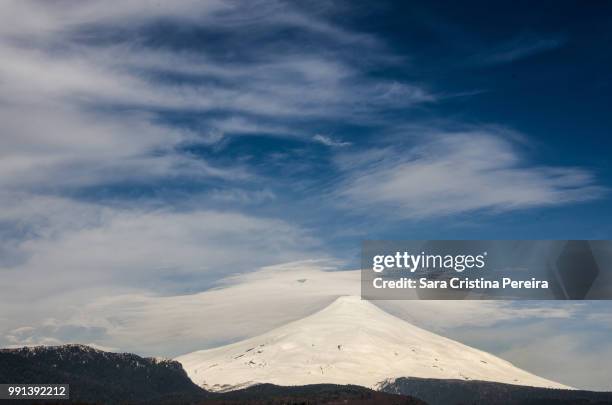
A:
[{"xmin": 176, "ymin": 296, "xmax": 567, "ymax": 392}]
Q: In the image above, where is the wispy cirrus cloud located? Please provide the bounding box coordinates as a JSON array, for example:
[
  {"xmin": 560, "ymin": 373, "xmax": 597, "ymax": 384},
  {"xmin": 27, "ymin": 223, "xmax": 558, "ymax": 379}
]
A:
[
  {"xmin": 0, "ymin": 194, "xmax": 317, "ymax": 295},
  {"xmin": 0, "ymin": 0, "xmax": 433, "ymax": 194},
  {"xmin": 313, "ymin": 134, "xmax": 352, "ymax": 147},
  {"xmin": 473, "ymin": 34, "xmax": 565, "ymax": 66},
  {"xmin": 337, "ymin": 130, "xmax": 605, "ymax": 218}
]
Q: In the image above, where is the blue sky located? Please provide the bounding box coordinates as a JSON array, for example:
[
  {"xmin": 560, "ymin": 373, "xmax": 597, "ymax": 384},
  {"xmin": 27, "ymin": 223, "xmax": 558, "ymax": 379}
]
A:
[{"xmin": 0, "ymin": 0, "xmax": 611, "ymax": 390}]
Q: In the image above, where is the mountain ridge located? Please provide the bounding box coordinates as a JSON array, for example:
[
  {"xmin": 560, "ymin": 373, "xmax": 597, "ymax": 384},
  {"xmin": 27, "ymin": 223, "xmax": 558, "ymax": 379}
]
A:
[
  {"xmin": 0, "ymin": 343, "xmax": 205, "ymax": 404},
  {"xmin": 379, "ymin": 377, "xmax": 612, "ymax": 405}
]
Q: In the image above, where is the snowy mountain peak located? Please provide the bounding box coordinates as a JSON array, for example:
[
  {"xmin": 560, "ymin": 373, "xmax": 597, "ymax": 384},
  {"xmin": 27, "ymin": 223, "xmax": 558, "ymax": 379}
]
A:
[
  {"xmin": 318, "ymin": 294, "xmax": 374, "ymax": 309},
  {"xmin": 177, "ymin": 296, "xmax": 568, "ymax": 392},
  {"xmin": 309, "ymin": 295, "xmax": 382, "ymax": 318}
]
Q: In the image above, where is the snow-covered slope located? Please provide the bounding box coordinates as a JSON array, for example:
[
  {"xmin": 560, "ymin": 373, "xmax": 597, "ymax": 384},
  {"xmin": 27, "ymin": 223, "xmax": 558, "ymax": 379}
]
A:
[{"xmin": 176, "ymin": 296, "xmax": 567, "ymax": 392}]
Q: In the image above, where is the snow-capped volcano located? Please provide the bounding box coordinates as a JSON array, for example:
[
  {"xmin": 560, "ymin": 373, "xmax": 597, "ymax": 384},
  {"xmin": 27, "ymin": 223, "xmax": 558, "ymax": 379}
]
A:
[{"xmin": 176, "ymin": 296, "xmax": 567, "ymax": 392}]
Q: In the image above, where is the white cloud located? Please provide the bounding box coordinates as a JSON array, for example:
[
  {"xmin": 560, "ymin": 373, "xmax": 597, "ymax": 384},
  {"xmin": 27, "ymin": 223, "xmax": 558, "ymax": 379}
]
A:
[
  {"xmin": 0, "ymin": 1, "xmax": 433, "ymax": 193},
  {"xmin": 500, "ymin": 333, "xmax": 612, "ymax": 391},
  {"xmin": 0, "ymin": 0, "xmax": 231, "ymax": 38},
  {"xmin": 0, "ymin": 195, "xmax": 317, "ymax": 294},
  {"xmin": 477, "ymin": 35, "xmax": 564, "ymax": 65},
  {"xmin": 313, "ymin": 134, "xmax": 351, "ymax": 147},
  {"xmin": 1, "ymin": 260, "xmax": 351, "ymax": 355},
  {"xmin": 451, "ymin": 321, "xmax": 612, "ymax": 391},
  {"xmin": 377, "ymin": 300, "xmax": 576, "ymax": 332},
  {"xmin": 0, "ymin": 195, "xmax": 322, "ymax": 349},
  {"xmin": 338, "ymin": 131, "xmax": 605, "ymax": 218}
]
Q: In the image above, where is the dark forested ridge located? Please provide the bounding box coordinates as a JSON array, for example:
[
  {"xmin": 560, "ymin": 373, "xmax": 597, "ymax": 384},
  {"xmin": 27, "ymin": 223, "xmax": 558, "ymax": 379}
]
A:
[
  {"xmin": 199, "ymin": 383, "xmax": 426, "ymax": 405},
  {"xmin": 379, "ymin": 377, "xmax": 612, "ymax": 405},
  {"xmin": 0, "ymin": 344, "xmax": 204, "ymax": 404}
]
